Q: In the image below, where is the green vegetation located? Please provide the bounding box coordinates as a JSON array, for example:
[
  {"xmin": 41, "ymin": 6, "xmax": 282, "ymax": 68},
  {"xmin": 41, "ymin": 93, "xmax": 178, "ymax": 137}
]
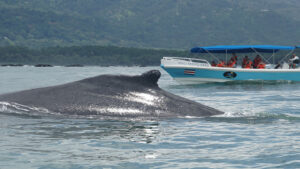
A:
[
  {"xmin": 1, "ymin": 45, "xmax": 299, "ymax": 66},
  {"xmin": 0, "ymin": 46, "xmax": 188, "ymax": 66},
  {"xmin": 0, "ymin": 0, "xmax": 300, "ymax": 49}
]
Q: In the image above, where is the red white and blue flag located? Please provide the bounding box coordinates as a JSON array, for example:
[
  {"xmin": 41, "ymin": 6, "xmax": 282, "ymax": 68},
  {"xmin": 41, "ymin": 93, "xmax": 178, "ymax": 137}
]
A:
[{"xmin": 184, "ymin": 69, "xmax": 196, "ymax": 75}]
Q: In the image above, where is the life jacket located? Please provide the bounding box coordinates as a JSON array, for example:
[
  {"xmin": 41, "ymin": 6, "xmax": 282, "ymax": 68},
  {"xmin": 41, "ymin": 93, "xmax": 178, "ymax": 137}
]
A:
[
  {"xmin": 217, "ymin": 61, "xmax": 225, "ymax": 67},
  {"xmin": 227, "ymin": 60, "xmax": 236, "ymax": 67},
  {"xmin": 244, "ymin": 60, "xmax": 252, "ymax": 69},
  {"xmin": 257, "ymin": 63, "xmax": 265, "ymax": 69},
  {"xmin": 253, "ymin": 58, "xmax": 261, "ymax": 68}
]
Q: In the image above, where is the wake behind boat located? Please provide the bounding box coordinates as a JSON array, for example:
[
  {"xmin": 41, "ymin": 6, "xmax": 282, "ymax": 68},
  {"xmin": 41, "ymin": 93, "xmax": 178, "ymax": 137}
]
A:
[{"xmin": 161, "ymin": 45, "xmax": 300, "ymax": 84}]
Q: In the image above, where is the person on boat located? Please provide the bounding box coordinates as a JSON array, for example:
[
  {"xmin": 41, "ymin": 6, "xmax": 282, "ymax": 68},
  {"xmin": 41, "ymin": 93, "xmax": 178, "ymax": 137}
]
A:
[
  {"xmin": 234, "ymin": 55, "xmax": 238, "ymax": 62},
  {"xmin": 230, "ymin": 53, "xmax": 238, "ymax": 62},
  {"xmin": 289, "ymin": 54, "xmax": 299, "ymax": 68},
  {"xmin": 253, "ymin": 55, "xmax": 262, "ymax": 68},
  {"xmin": 211, "ymin": 61, "xmax": 217, "ymax": 67},
  {"xmin": 216, "ymin": 60, "xmax": 225, "ymax": 67},
  {"xmin": 257, "ymin": 61, "xmax": 266, "ymax": 69},
  {"xmin": 244, "ymin": 59, "xmax": 253, "ymax": 69},
  {"xmin": 226, "ymin": 59, "xmax": 236, "ymax": 68},
  {"xmin": 226, "ymin": 53, "xmax": 237, "ymax": 67},
  {"xmin": 242, "ymin": 56, "xmax": 249, "ymax": 68}
]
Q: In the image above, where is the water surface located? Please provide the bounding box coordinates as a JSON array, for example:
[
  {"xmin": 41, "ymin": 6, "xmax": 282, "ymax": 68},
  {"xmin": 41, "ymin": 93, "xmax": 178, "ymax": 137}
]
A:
[{"xmin": 0, "ymin": 66, "xmax": 299, "ymax": 168}]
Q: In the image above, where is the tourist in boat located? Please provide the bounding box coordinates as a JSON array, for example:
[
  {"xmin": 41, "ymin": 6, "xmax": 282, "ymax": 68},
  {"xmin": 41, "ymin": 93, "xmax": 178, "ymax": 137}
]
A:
[
  {"xmin": 226, "ymin": 53, "xmax": 237, "ymax": 67},
  {"xmin": 226, "ymin": 59, "xmax": 236, "ymax": 67},
  {"xmin": 253, "ymin": 55, "xmax": 262, "ymax": 68},
  {"xmin": 211, "ymin": 61, "xmax": 217, "ymax": 67},
  {"xmin": 242, "ymin": 56, "xmax": 249, "ymax": 68},
  {"xmin": 230, "ymin": 53, "xmax": 238, "ymax": 62},
  {"xmin": 216, "ymin": 60, "xmax": 225, "ymax": 67},
  {"xmin": 289, "ymin": 54, "xmax": 299, "ymax": 68},
  {"xmin": 244, "ymin": 59, "xmax": 253, "ymax": 69},
  {"xmin": 257, "ymin": 61, "xmax": 266, "ymax": 69}
]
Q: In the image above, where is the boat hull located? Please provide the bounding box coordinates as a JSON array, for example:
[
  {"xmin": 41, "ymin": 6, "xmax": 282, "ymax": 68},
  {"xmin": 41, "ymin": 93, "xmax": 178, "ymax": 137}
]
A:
[{"xmin": 161, "ymin": 65, "xmax": 300, "ymax": 83}]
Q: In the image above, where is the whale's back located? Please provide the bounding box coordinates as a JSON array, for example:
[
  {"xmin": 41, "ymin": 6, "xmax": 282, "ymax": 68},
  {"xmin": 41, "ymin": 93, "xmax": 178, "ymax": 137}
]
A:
[{"xmin": 0, "ymin": 70, "xmax": 223, "ymax": 118}]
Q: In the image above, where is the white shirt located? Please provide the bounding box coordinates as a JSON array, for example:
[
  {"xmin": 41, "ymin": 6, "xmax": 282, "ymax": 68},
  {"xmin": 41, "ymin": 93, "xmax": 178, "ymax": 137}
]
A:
[{"xmin": 290, "ymin": 56, "xmax": 299, "ymax": 61}]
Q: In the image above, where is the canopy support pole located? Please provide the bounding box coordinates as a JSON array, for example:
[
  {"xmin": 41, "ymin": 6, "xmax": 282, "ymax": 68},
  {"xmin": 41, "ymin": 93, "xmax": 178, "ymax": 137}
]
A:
[
  {"xmin": 266, "ymin": 49, "xmax": 275, "ymax": 64},
  {"xmin": 273, "ymin": 49, "xmax": 275, "ymax": 64},
  {"xmin": 226, "ymin": 49, "xmax": 228, "ymax": 63},
  {"xmin": 203, "ymin": 48, "xmax": 220, "ymax": 62},
  {"xmin": 251, "ymin": 48, "xmax": 271, "ymax": 64},
  {"xmin": 278, "ymin": 49, "xmax": 295, "ymax": 63}
]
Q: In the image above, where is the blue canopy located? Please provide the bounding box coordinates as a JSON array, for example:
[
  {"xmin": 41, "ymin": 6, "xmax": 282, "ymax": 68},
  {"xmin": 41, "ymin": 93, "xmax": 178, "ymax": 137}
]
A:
[{"xmin": 191, "ymin": 45, "xmax": 296, "ymax": 53}]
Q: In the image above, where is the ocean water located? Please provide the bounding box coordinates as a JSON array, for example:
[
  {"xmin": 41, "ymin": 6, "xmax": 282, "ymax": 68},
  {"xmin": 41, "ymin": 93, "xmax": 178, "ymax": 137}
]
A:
[{"xmin": 0, "ymin": 66, "xmax": 299, "ymax": 169}]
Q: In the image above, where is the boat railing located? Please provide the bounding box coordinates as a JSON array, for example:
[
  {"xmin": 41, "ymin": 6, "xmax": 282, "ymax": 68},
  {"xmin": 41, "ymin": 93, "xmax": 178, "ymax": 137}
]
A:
[{"xmin": 161, "ymin": 57, "xmax": 211, "ymax": 67}]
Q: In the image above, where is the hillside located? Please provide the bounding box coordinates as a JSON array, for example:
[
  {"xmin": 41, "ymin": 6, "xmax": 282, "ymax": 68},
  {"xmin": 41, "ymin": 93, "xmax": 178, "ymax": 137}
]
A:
[{"xmin": 1, "ymin": 0, "xmax": 300, "ymax": 49}]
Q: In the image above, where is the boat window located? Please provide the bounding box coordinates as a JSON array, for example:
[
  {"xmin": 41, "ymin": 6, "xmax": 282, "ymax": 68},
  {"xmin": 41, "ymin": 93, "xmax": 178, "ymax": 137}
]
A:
[
  {"xmin": 191, "ymin": 60, "xmax": 207, "ymax": 63},
  {"xmin": 178, "ymin": 58, "xmax": 190, "ymax": 61}
]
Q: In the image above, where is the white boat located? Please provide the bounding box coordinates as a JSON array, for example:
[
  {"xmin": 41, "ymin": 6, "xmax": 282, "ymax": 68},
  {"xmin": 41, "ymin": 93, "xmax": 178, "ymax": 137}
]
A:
[{"xmin": 161, "ymin": 45, "xmax": 300, "ymax": 84}]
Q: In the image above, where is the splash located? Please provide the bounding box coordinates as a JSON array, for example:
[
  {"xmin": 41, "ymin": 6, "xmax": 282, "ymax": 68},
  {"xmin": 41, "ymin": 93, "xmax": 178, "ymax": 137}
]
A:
[
  {"xmin": 0, "ymin": 101, "xmax": 52, "ymax": 117},
  {"xmin": 207, "ymin": 109, "xmax": 300, "ymax": 124}
]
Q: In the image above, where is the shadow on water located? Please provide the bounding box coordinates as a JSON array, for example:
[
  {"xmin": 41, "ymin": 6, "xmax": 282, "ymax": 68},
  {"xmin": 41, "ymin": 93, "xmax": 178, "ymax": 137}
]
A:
[
  {"xmin": 4, "ymin": 113, "xmax": 162, "ymax": 144},
  {"xmin": 42, "ymin": 119, "xmax": 160, "ymax": 144}
]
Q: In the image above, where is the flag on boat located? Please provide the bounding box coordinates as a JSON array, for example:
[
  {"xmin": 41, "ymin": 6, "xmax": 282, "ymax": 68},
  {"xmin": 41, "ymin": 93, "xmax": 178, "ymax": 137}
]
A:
[{"xmin": 184, "ymin": 69, "xmax": 195, "ymax": 75}]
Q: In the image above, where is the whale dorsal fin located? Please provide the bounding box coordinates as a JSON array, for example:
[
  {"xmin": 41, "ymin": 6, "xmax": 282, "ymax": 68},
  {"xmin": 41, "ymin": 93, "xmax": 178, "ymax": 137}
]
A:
[
  {"xmin": 140, "ymin": 70, "xmax": 161, "ymax": 85},
  {"xmin": 78, "ymin": 70, "xmax": 161, "ymax": 88}
]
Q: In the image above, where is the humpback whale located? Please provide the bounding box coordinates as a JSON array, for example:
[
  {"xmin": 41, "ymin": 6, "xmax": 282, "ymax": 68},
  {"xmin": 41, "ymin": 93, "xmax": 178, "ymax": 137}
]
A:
[{"xmin": 0, "ymin": 70, "xmax": 223, "ymax": 119}]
